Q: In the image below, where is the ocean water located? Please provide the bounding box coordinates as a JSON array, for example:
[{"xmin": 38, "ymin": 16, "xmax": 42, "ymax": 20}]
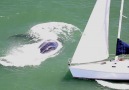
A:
[{"xmin": 0, "ymin": 0, "xmax": 129, "ymax": 90}]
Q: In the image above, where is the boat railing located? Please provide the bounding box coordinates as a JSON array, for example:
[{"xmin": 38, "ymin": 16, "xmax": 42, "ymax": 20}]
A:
[{"xmin": 68, "ymin": 54, "xmax": 129, "ymax": 66}]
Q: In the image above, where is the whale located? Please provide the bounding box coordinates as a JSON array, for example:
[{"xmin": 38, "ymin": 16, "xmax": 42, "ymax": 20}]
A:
[{"xmin": 39, "ymin": 40, "xmax": 58, "ymax": 54}]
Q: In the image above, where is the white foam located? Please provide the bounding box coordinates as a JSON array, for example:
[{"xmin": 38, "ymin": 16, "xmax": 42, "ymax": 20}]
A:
[
  {"xmin": 96, "ymin": 80, "xmax": 129, "ymax": 90},
  {"xmin": 0, "ymin": 22, "xmax": 79, "ymax": 67},
  {"xmin": 29, "ymin": 22, "xmax": 79, "ymax": 41},
  {"xmin": 0, "ymin": 40, "xmax": 62, "ymax": 67}
]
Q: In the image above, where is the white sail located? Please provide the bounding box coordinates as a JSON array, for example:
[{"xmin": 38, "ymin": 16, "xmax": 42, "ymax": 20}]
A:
[{"xmin": 71, "ymin": 0, "xmax": 110, "ymax": 64}]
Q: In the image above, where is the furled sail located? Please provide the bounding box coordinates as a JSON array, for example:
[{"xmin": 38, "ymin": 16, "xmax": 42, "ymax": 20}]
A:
[
  {"xmin": 71, "ymin": 0, "xmax": 110, "ymax": 64},
  {"xmin": 116, "ymin": 39, "xmax": 129, "ymax": 55}
]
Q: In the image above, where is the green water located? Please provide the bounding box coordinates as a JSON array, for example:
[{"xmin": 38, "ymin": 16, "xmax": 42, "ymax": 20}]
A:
[{"xmin": 0, "ymin": 0, "xmax": 129, "ymax": 90}]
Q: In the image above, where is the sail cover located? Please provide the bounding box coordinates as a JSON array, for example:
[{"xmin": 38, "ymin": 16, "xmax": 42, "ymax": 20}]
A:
[
  {"xmin": 71, "ymin": 0, "xmax": 110, "ymax": 64},
  {"xmin": 116, "ymin": 39, "xmax": 129, "ymax": 55}
]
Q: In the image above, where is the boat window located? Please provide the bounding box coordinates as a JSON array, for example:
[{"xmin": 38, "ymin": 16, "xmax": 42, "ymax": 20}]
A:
[{"xmin": 112, "ymin": 66, "xmax": 116, "ymax": 68}]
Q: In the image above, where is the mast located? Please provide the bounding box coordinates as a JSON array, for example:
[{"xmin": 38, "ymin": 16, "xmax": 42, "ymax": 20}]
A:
[{"xmin": 115, "ymin": 0, "xmax": 124, "ymax": 60}]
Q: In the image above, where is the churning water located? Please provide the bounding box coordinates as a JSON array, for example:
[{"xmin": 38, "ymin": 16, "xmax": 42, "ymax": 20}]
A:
[{"xmin": 0, "ymin": 22, "xmax": 79, "ymax": 67}]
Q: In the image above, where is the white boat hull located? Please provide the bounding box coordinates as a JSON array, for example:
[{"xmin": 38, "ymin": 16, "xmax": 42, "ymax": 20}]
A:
[{"xmin": 69, "ymin": 60, "xmax": 129, "ymax": 80}]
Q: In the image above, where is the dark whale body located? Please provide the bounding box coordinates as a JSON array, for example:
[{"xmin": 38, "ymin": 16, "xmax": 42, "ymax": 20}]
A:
[{"xmin": 39, "ymin": 40, "xmax": 58, "ymax": 54}]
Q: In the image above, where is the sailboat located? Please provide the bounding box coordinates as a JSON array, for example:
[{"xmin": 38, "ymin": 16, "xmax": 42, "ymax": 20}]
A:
[{"xmin": 69, "ymin": 0, "xmax": 129, "ymax": 80}]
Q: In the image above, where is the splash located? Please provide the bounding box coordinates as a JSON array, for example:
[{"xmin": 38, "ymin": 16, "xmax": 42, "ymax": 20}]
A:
[
  {"xmin": 28, "ymin": 22, "xmax": 79, "ymax": 42},
  {"xmin": 96, "ymin": 80, "xmax": 129, "ymax": 90},
  {"xmin": 0, "ymin": 22, "xmax": 80, "ymax": 67}
]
